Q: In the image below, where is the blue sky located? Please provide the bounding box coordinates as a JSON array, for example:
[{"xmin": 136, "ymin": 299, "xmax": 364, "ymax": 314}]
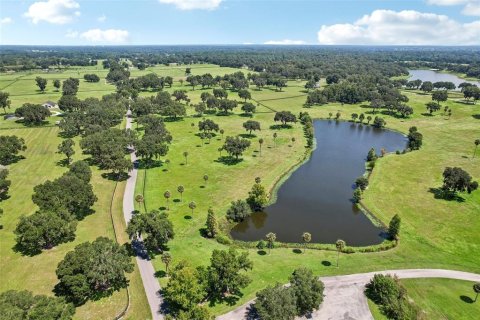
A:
[{"xmin": 0, "ymin": 0, "xmax": 479, "ymax": 45}]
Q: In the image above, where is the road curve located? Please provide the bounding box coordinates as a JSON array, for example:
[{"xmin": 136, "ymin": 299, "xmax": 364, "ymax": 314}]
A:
[
  {"xmin": 123, "ymin": 112, "xmax": 164, "ymax": 320},
  {"xmin": 217, "ymin": 269, "xmax": 480, "ymax": 320}
]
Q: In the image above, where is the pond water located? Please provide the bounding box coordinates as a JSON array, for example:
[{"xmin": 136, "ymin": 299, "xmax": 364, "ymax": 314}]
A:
[
  {"xmin": 408, "ymin": 69, "xmax": 480, "ymax": 89},
  {"xmin": 231, "ymin": 120, "xmax": 407, "ymax": 246}
]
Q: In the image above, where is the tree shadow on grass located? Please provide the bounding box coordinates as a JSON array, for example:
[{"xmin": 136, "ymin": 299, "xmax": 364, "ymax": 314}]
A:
[
  {"xmin": 321, "ymin": 260, "xmax": 332, "ymax": 267},
  {"xmin": 137, "ymin": 159, "xmax": 164, "ymax": 169},
  {"xmin": 428, "ymin": 187, "xmax": 465, "ymax": 202},
  {"xmin": 239, "ymin": 133, "xmax": 257, "ymax": 139},
  {"xmin": 184, "ymin": 215, "xmax": 192, "ymax": 220},
  {"xmin": 12, "ymin": 242, "xmax": 42, "ymax": 257},
  {"xmin": 56, "ymin": 158, "xmax": 70, "ymax": 167},
  {"xmin": 292, "ymin": 248, "xmax": 302, "ymax": 254},
  {"xmin": 173, "ymin": 199, "xmax": 181, "ymax": 203},
  {"xmin": 460, "ymin": 295, "xmax": 474, "ymax": 304},
  {"xmin": 101, "ymin": 172, "xmax": 130, "ymax": 182},
  {"xmin": 154, "ymin": 270, "xmax": 167, "ymax": 278},
  {"xmin": 269, "ymin": 124, "xmax": 292, "ymax": 130},
  {"xmin": 214, "ymin": 156, "xmax": 243, "ymax": 166},
  {"xmin": 257, "ymin": 250, "xmax": 266, "ymax": 256},
  {"xmin": 208, "ymin": 293, "xmax": 242, "ymax": 307},
  {"xmin": 472, "ymin": 114, "xmax": 480, "ymax": 120}
]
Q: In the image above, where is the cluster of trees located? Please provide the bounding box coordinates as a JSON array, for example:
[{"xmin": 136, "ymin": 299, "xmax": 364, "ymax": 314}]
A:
[
  {"xmin": 299, "ymin": 112, "xmax": 314, "ymax": 148},
  {"xmin": 14, "ymin": 103, "xmax": 51, "ymax": 125},
  {"xmin": 163, "ymin": 248, "xmax": 252, "ymax": 318},
  {"xmin": 460, "ymin": 83, "xmax": 480, "ymax": 104},
  {"xmin": 255, "ymin": 268, "xmax": 324, "ymax": 320},
  {"xmin": 365, "ymin": 274, "xmax": 421, "ymax": 320},
  {"xmin": 406, "ymin": 79, "xmax": 456, "ymax": 92},
  {"xmin": 14, "ymin": 161, "xmax": 96, "ymax": 255},
  {"xmin": 127, "ymin": 210, "xmax": 174, "ymax": 252},
  {"xmin": 0, "ymin": 135, "xmax": 27, "ymax": 165},
  {"xmin": 227, "ymin": 178, "xmax": 268, "ymax": 222},
  {"xmin": 83, "ymin": 73, "xmax": 100, "ymax": 82},
  {"xmin": 56, "ymin": 237, "xmax": 133, "ymax": 305},
  {"xmin": 0, "ymin": 290, "xmax": 75, "ymax": 320},
  {"xmin": 274, "ymin": 111, "xmax": 297, "ymax": 126}
]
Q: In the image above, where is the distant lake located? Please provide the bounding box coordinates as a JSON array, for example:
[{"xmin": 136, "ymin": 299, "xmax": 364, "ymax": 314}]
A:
[
  {"xmin": 408, "ymin": 69, "xmax": 480, "ymax": 89},
  {"xmin": 231, "ymin": 120, "xmax": 407, "ymax": 246}
]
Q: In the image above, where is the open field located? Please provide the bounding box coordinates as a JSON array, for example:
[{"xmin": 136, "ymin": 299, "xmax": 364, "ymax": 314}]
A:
[
  {"xmin": 370, "ymin": 278, "xmax": 480, "ymax": 319},
  {"xmin": 1, "ymin": 63, "xmax": 479, "ymax": 318}
]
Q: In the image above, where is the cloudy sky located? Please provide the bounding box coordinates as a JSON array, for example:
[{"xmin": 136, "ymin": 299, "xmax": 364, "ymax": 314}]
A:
[{"xmin": 0, "ymin": 0, "xmax": 479, "ymax": 45}]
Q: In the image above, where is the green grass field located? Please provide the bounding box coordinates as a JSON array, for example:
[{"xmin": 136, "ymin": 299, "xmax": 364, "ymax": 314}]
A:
[
  {"xmin": 369, "ymin": 278, "xmax": 480, "ymax": 319},
  {"xmin": 1, "ymin": 63, "xmax": 479, "ymax": 318}
]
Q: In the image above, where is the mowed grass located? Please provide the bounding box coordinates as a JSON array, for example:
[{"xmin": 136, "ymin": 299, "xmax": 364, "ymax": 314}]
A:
[
  {"xmin": 2, "ymin": 64, "xmax": 479, "ymax": 318},
  {"xmin": 370, "ymin": 279, "xmax": 480, "ymax": 319},
  {"xmin": 134, "ymin": 81, "xmax": 479, "ymax": 315}
]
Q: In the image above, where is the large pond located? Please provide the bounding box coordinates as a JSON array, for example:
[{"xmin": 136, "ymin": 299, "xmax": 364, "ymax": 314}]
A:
[
  {"xmin": 408, "ymin": 69, "xmax": 480, "ymax": 89},
  {"xmin": 231, "ymin": 120, "xmax": 407, "ymax": 246}
]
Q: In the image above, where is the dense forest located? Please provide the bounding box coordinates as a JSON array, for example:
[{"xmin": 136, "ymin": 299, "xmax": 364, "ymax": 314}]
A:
[{"xmin": 1, "ymin": 45, "xmax": 479, "ymax": 79}]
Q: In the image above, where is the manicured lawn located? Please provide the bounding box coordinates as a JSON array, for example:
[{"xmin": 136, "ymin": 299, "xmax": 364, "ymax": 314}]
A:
[
  {"xmin": 2, "ymin": 63, "xmax": 479, "ymax": 318},
  {"xmin": 369, "ymin": 279, "xmax": 480, "ymax": 319}
]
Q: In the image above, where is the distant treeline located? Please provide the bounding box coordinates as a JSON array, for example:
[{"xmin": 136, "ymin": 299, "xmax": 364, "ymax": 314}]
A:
[{"xmin": 1, "ymin": 45, "xmax": 479, "ymax": 79}]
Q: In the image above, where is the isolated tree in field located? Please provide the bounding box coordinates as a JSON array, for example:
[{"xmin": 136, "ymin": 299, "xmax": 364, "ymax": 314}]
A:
[
  {"xmin": 194, "ymin": 102, "xmax": 206, "ymax": 116},
  {"xmin": 388, "ymin": 214, "xmax": 401, "ymax": 240},
  {"xmin": 15, "ymin": 103, "xmax": 51, "ymax": 125},
  {"xmin": 328, "ymin": 112, "xmax": 333, "ymax": 119},
  {"xmin": 162, "ymin": 252, "xmax": 172, "ymax": 275},
  {"xmin": 204, "ymin": 248, "xmax": 253, "ymax": 298},
  {"xmin": 135, "ymin": 194, "xmax": 144, "ymax": 210},
  {"xmin": 14, "ymin": 210, "xmax": 77, "ymax": 254},
  {"xmin": 335, "ymin": 112, "xmax": 341, "ymax": 120},
  {"xmin": 0, "ymin": 168, "xmax": 11, "ymax": 201},
  {"xmin": 241, "ymin": 102, "xmax": 256, "ymax": 115},
  {"xmin": 274, "ymin": 111, "xmax": 297, "ymax": 126},
  {"xmin": 366, "ymin": 115, "xmax": 372, "ymax": 124},
  {"xmin": 425, "ymin": 102, "xmax": 440, "ymax": 115},
  {"xmin": 164, "ymin": 76, "xmax": 173, "ymax": 87},
  {"xmin": 53, "ymin": 79, "xmax": 61, "ymax": 91},
  {"xmin": 258, "ymin": 138, "xmax": 264, "ymax": 156},
  {"xmin": 203, "ymin": 174, "xmax": 209, "ymax": 186},
  {"xmin": 407, "ymin": 126, "xmax": 423, "ymax": 150},
  {"xmin": 219, "ymin": 128, "xmax": 225, "ymax": 139},
  {"xmin": 0, "ymin": 91, "xmax": 11, "ymax": 114},
  {"xmin": 183, "ymin": 151, "xmax": 189, "ymax": 164},
  {"xmin": 273, "ymin": 132, "xmax": 278, "ymax": 147},
  {"xmin": 238, "ymin": 89, "xmax": 251, "ymax": 102},
  {"xmin": 56, "ymin": 237, "xmax": 134, "ymax": 305},
  {"xmin": 198, "ymin": 119, "xmax": 219, "ymax": 133},
  {"xmin": 473, "ymin": 139, "xmax": 480, "ymax": 158},
  {"xmin": 0, "ymin": 290, "xmax": 75, "ymax": 320},
  {"xmin": 358, "ymin": 113, "xmax": 365, "ymax": 124},
  {"xmin": 243, "ymin": 120, "xmax": 261, "ymax": 135},
  {"xmin": 57, "ymin": 139, "xmax": 75, "ymax": 164},
  {"xmin": 62, "ymin": 78, "xmax": 80, "ymax": 96},
  {"xmin": 335, "ymin": 239, "xmax": 346, "ymax": 267},
  {"xmin": 35, "ymin": 76, "xmax": 47, "ymax": 92},
  {"xmin": 255, "ymin": 283, "xmax": 297, "ymax": 320},
  {"xmin": 177, "ymin": 185, "xmax": 184, "ymax": 201},
  {"xmin": 442, "ymin": 167, "xmax": 478, "ymax": 195},
  {"xmin": 474, "ymin": 283, "xmax": 480, "ymax": 302},
  {"xmin": 0, "ymin": 135, "xmax": 27, "ymax": 165},
  {"xmin": 266, "ymin": 232, "xmax": 276, "ymax": 253},
  {"xmin": 222, "ymin": 136, "xmax": 251, "ymax": 159},
  {"xmin": 128, "ymin": 209, "xmax": 174, "ymax": 251},
  {"xmin": 351, "ymin": 113, "xmax": 358, "ymax": 122},
  {"xmin": 206, "ymin": 207, "xmax": 218, "ymax": 238},
  {"xmin": 302, "ymin": 232, "xmax": 311, "ymax": 253},
  {"xmin": 290, "ymin": 267, "xmax": 324, "ymax": 316},
  {"xmin": 432, "ymin": 90, "xmax": 448, "ymax": 106},
  {"xmin": 188, "ymin": 201, "xmax": 196, "ymax": 215},
  {"xmin": 164, "ymin": 191, "xmax": 171, "ymax": 209},
  {"xmin": 226, "ymin": 199, "xmax": 251, "ymax": 222}
]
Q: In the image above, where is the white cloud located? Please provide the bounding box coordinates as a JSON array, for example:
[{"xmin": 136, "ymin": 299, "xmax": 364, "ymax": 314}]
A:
[
  {"xmin": 462, "ymin": 1, "xmax": 480, "ymax": 15},
  {"xmin": 80, "ymin": 29, "xmax": 129, "ymax": 43},
  {"xmin": 264, "ymin": 39, "xmax": 306, "ymax": 45},
  {"xmin": 158, "ymin": 0, "xmax": 222, "ymax": 10},
  {"xmin": 97, "ymin": 14, "xmax": 107, "ymax": 22},
  {"xmin": 24, "ymin": 0, "xmax": 80, "ymax": 24},
  {"xmin": 427, "ymin": 0, "xmax": 480, "ymax": 16},
  {"xmin": 317, "ymin": 9, "xmax": 480, "ymax": 45},
  {"xmin": 0, "ymin": 17, "xmax": 13, "ymax": 25},
  {"xmin": 65, "ymin": 30, "xmax": 78, "ymax": 38}
]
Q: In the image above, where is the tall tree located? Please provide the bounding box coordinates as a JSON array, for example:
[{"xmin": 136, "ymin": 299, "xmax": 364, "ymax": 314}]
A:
[
  {"xmin": 127, "ymin": 210, "xmax": 174, "ymax": 252},
  {"xmin": 177, "ymin": 185, "xmax": 184, "ymax": 201},
  {"xmin": 35, "ymin": 77, "xmax": 48, "ymax": 92},
  {"xmin": 289, "ymin": 267, "xmax": 324, "ymax": 316},
  {"xmin": 189, "ymin": 201, "xmax": 196, "ymax": 215},
  {"xmin": 243, "ymin": 120, "xmax": 261, "ymax": 135},
  {"xmin": 222, "ymin": 136, "xmax": 251, "ymax": 159},
  {"xmin": 258, "ymin": 138, "xmax": 264, "ymax": 156},
  {"xmin": 161, "ymin": 252, "xmax": 172, "ymax": 275},
  {"xmin": 473, "ymin": 139, "xmax": 480, "ymax": 158},
  {"xmin": 254, "ymin": 284, "xmax": 297, "ymax": 320},
  {"xmin": 164, "ymin": 191, "xmax": 171, "ymax": 210},
  {"xmin": 388, "ymin": 214, "xmax": 401, "ymax": 240},
  {"xmin": 266, "ymin": 232, "xmax": 276, "ymax": 254},
  {"xmin": 206, "ymin": 207, "xmax": 218, "ymax": 238},
  {"xmin": 0, "ymin": 91, "xmax": 11, "ymax": 114},
  {"xmin": 57, "ymin": 139, "xmax": 75, "ymax": 164},
  {"xmin": 0, "ymin": 135, "xmax": 26, "ymax": 165},
  {"xmin": 302, "ymin": 232, "xmax": 311, "ymax": 253}
]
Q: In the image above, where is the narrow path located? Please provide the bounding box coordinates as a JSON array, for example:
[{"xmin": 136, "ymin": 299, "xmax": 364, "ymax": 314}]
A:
[
  {"xmin": 217, "ymin": 269, "xmax": 480, "ymax": 320},
  {"xmin": 123, "ymin": 111, "xmax": 164, "ymax": 320}
]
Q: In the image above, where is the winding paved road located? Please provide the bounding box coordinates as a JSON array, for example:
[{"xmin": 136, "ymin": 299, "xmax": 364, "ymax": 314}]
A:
[
  {"xmin": 217, "ymin": 269, "xmax": 480, "ymax": 320},
  {"xmin": 123, "ymin": 112, "xmax": 164, "ymax": 320}
]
